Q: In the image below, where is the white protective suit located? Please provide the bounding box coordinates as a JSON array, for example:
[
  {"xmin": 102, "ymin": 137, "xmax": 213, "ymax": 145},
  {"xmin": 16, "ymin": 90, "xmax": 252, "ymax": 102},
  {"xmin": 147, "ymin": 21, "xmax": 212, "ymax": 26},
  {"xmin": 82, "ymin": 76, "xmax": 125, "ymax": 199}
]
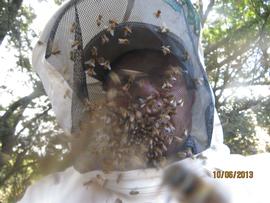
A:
[{"xmin": 18, "ymin": 0, "xmax": 270, "ymax": 202}]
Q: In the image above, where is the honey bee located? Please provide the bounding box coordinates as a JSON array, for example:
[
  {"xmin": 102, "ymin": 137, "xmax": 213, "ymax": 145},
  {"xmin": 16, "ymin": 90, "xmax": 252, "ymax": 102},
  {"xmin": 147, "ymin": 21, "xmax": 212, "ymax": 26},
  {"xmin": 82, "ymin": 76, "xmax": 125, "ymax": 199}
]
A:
[
  {"xmin": 114, "ymin": 198, "xmax": 122, "ymax": 203},
  {"xmin": 183, "ymin": 51, "xmax": 189, "ymax": 61},
  {"xmin": 98, "ymin": 57, "xmax": 111, "ymax": 70},
  {"xmin": 96, "ymin": 14, "xmax": 103, "ymax": 26},
  {"xmin": 64, "ymin": 89, "xmax": 71, "ymax": 99},
  {"xmin": 162, "ymin": 81, "xmax": 173, "ymax": 89},
  {"xmin": 118, "ymin": 38, "xmax": 129, "ymax": 45},
  {"xmin": 85, "ymin": 58, "xmax": 96, "ymax": 67},
  {"xmin": 184, "ymin": 129, "xmax": 188, "ymax": 137},
  {"xmin": 83, "ymin": 179, "xmax": 93, "ymax": 188},
  {"xmin": 109, "ymin": 71, "xmax": 121, "ymax": 85},
  {"xmin": 91, "ymin": 47, "xmax": 98, "ymax": 57},
  {"xmin": 71, "ymin": 40, "xmax": 80, "ymax": 48},
  {"xmin": 98, "ymin": 57, "xmax": 105, "ymax": 64},
  {"xmin": 161, "ymin": 45, "xmax": 171, "ymax": 55},
  {"xmin": 159, "ymin": 25, "xmax": 169, "ymax": 33},
  {"xmin": 37, "ymin": 41, "xmax": 44, "ymax": 45},
  {"xmin": 129, "ymin": 190, "xmax": 139, "ymax": 195},
  {"xmin": 123, "ymin": 26, "xmax": 132, "ymax": 36},
  {"xmin": 51, "ymin": 48, "xmax": 61, "ymax": 55},
  {"xmin": 194, "ymin": 77, "xmax": 204, "ymax": 86},
  {"xmin": 70, "ymin": 50, "xmax": 75, "ymax": 61},
  {"xmin": 101, "ymin": 34, "xmax": 109, "ymax": 44},
  {"xmin": 177, "ymin": 99, "xmax": 184, "ymax": 107},
  {"xmin": 109, "ymin": 19, "xmax": 118, "ymax": 26},
  {"xmin": 86, "ymin": 67, "xmax": 96, "ymax": 77},
  {"xmin": 154, "ymin": 9, "xmax": 161, "ymax": 18},
  {"xmin": 107, "ymin": 26, "xmax": 115, "ymax": 37},
  {"xmin": 116, "ymin": 173, "xmax": 123, "ymax": 184},
  {"xmin": 107, "ymin": 19, "xmax": 118, "ymax": 36},
  {"xmin": 168, "ymin": 65, "xmax": 182, "ymax": 77},
  {"xmin": 70, "ymin": 22, "xmax": 76, "ymax": 33}
]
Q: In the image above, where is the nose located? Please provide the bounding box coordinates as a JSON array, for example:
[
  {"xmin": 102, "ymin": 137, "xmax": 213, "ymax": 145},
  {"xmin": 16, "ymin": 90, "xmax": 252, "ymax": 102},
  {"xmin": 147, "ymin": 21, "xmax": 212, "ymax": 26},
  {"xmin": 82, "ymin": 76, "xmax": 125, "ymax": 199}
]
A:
[{"xmin": 131, "ymin": 79, "xmax": 160, "ymax": 99}]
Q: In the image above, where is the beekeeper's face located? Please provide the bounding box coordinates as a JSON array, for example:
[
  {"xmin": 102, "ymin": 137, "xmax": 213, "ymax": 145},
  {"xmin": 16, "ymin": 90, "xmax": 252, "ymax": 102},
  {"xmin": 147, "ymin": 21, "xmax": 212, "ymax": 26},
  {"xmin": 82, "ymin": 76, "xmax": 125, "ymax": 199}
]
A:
[{"xmin": 105, "ymin": 50, "xmax": 195, "ymax": 157}]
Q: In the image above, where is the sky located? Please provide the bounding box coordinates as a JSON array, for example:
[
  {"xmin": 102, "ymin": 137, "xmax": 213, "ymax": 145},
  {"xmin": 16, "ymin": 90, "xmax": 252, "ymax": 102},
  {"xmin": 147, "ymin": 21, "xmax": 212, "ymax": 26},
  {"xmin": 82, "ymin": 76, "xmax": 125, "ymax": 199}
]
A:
[{"xmin": 0, "ymin": 0, "xmax": 59, "ymax": 108}]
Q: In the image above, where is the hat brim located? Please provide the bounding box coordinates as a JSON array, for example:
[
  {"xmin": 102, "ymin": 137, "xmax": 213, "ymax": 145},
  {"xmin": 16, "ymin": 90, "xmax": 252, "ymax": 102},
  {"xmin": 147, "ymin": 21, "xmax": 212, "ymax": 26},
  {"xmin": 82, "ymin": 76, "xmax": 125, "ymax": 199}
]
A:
[{"xmin": 83, "ymin": 22, "xmax": 195, "ymax": 88}]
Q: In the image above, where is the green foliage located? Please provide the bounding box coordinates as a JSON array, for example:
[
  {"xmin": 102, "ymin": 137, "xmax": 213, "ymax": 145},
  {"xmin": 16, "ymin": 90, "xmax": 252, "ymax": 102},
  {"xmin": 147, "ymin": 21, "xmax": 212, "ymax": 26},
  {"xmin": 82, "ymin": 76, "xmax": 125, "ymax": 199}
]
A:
[{"xmin": 200, "ymin": 0, "xmax": 270, "ymax": 155}]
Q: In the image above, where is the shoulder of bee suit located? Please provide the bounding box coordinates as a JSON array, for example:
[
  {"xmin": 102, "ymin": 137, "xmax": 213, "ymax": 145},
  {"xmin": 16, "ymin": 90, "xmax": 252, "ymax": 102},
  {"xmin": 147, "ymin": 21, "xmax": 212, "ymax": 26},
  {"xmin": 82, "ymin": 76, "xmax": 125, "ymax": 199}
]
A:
[
  {"xmin": 17, "ymin": 167, "xmax": 115, "ymax": 203},
  {"xmin": 17, "ymin": 166, "xmax": 178, "ymax": 203}
]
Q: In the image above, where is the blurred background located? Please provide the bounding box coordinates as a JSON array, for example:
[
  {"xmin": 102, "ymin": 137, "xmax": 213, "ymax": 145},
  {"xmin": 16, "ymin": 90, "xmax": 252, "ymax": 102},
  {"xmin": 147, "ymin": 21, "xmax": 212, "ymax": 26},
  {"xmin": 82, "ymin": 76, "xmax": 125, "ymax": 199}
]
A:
[{"xmin": 0, "ymin": 0, "xmax": 269, "ymax": 202}]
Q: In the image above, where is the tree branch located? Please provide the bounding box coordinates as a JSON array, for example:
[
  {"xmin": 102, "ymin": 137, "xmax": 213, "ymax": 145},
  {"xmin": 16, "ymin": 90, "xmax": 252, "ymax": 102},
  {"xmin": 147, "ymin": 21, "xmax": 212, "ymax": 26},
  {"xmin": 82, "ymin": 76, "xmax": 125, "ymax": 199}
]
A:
[
  {"xmin": 0, "ymin": 0, "xmax": 23, "ymax": 45},
  {"xmin": 0, "ymin": 83, "xmax": 45, "ymax": 154},
  {"xmin": 204, "ymin": 18, "xmax": 258, "ymax": 55},
  {"xmin": 202, "ymin": 0, "xmax": 215, "ymax": 27}
]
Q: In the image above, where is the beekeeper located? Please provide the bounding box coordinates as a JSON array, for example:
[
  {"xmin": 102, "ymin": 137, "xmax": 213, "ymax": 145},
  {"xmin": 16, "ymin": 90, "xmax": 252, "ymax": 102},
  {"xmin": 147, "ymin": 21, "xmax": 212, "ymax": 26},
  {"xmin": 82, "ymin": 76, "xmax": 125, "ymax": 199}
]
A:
[{"xmin": 18, "ymin": 0, "xmax": 270, "ymax": 203}]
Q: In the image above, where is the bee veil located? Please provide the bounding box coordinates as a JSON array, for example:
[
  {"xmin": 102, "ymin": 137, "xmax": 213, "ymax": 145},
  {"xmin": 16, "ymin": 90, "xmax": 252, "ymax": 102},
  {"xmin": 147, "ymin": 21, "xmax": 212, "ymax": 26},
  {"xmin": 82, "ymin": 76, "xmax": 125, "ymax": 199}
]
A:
[{"xmin": 32, "ymin": 0, "xmax": 222, "ymax": 156}]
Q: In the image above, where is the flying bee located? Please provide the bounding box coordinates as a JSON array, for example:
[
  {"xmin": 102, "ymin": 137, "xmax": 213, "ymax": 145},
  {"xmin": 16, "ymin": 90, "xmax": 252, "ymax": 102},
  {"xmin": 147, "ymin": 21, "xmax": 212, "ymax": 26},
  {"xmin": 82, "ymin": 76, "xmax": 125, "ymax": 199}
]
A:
[
  {"xmin": 85, "ymin": 58, "xmax": 96, "ymax": 67},
  {"xmin": 161, "ymin": 46, "xmax": 171, "ymax": 55},
  {"xmin": 91, "ymin": 46, "xmax": 98, "ymax": 57},
  {"xmin": 96, "ymin": 14, "xmax": 103, "ymax": 26},
  {"xmin": 123, "ymin": 26, "xmax": 132, "ymax": 36},
  {"xmin": 154, "ymin": 9, "xmax": 161, "ymax": 18},
  {"xmin": 70, "ymin": 22, "xmax": 76, "ymax": 33},
  {"xmin": 71, "ymin": 40, "xmax": 80, "ymax": 48},
  {"xmin": 118, "ymin": 38, "xmax": 129, "ymax": 45},
  {"xmin": 109, "ymin": 71, "xmax": 121, "ymax": 85},
  {"xmin": 101, "ymin": 34, "xmax": 109, "ymax": 44}
]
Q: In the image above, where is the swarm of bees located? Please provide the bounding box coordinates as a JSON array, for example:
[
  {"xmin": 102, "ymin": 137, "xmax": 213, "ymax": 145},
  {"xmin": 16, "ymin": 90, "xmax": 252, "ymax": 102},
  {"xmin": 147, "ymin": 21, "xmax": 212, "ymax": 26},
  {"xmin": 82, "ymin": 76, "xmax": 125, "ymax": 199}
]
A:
[
  {"xmin": 67, "ymin": 9, "xmax": 194, "ymax": 171},
  {"xmin": 77, "ymin": 65, "xmax": 191, "ymax": 172}
]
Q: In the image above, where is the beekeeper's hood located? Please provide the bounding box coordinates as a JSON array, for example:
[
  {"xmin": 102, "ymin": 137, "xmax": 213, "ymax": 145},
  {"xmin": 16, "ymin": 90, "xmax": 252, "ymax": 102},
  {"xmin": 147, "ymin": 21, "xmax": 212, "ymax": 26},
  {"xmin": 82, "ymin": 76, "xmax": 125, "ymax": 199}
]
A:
[{"xmin": 32, "ymin": 0, "xmax": 224, "ymax": 155}]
